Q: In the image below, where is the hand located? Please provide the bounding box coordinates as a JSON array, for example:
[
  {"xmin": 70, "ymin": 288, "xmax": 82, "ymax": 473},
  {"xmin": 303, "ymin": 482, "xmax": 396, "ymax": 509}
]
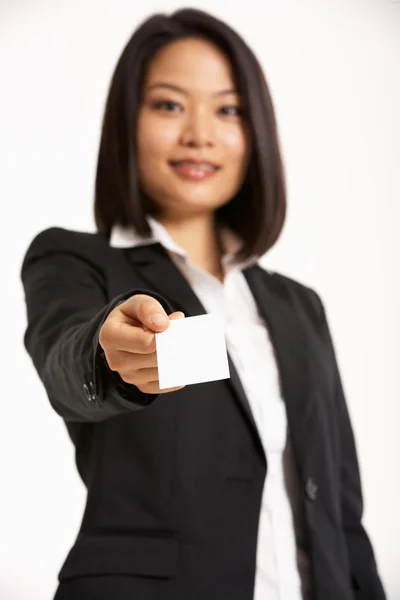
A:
[{"xmin": 99, "ymin": 294, "xmax": 185, "ymax": 394}]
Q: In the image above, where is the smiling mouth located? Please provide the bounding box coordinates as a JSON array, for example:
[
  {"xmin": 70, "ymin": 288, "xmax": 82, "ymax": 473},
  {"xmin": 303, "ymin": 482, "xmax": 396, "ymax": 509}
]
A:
[
  {"xmin": 169, "ymin": 161, "xmax": 220, "ymax": 180},
  {"xmin": 170, "ymin": 160, "xmax": 219, "ymax": 170}
]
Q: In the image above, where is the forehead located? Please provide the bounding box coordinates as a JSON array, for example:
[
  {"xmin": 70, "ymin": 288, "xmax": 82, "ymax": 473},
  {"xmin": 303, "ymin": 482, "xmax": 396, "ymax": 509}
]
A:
[{"xmin": 143, "ymin": 37, "xmax": 237, "ymax": 92}]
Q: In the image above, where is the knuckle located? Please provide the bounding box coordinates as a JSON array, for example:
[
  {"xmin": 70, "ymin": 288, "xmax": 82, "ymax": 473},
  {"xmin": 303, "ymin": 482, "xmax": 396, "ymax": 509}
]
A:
[
  {"xmin": 98, "ymin": 325, "xmax": 110, "ymax": 349},
  {"xmin": 119, "ymin": 364, "xmax": 148, "ymax": 386},
  {"xmin": 119, "ymin": 372, "xmax": 136, "ymax": 385},
  {"xmin": 135, "ymin": 378, "xmax": 155, "ymax": 393},
  {"xmin": 99, "ymin": 320, "xmax": 117, "ymax": 349},
  {"xmin": 136, "ymin": 380, "xmax": 155, "ymax": 393},
  {"xmin": 106, "ymin": 354, "xmax": 122, "ymax": 371},
  {"xmin": 139, "ymin": 297, "xmax": 163, "ymax": 319},
  {"xmin": 147, "ymin": 384, "xmax": 159, "ymax": 394},
  {"xmin": 149, "ymin": 355, "xmax": 158, "ymax": 368},
  {"xmin": 105, "ymin": 355, "xmax": 116, "ymax": 370},
  {"xmin": 142, "ymin": 333, "xmax": 155, "ymax": 351},
  {"xmin": 135, "ymin": 295, "xmax": 149, "ymax": 316}
]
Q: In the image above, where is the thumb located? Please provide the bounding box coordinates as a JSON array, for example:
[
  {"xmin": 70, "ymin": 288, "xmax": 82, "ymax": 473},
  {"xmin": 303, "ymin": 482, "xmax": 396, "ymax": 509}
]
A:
[
  {"xmin": 168, "ymin": 311, "xmax": 185, "ymax": 321},
  {"xmin": 120, "ymin": 294, "xmax": 170, "ymax": 332},
  {"xmin": 142, "ymin": 311, "xmax": 184, "ymax": 334}
]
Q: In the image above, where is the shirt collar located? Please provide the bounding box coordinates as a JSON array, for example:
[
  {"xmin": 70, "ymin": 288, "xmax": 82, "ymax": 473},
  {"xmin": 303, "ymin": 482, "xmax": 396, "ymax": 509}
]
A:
[{"xmin": 109, "ymin": 216, "xmax": 257, "ymax": 272}]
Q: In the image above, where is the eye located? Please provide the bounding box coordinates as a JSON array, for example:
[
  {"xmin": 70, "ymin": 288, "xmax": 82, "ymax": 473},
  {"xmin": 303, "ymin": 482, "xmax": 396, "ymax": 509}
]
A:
[
  {"xmin": 219, "ymin": 105, "xmax": 242, "ymax": 117},
  {"xmin": 151, "ymin": 100, "xmax": 182, "ymax": 113}
]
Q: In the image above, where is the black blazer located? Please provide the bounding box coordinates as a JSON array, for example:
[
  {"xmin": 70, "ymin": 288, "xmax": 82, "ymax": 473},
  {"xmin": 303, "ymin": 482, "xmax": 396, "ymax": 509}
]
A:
[{"xmin": 21, "ymin": 227, "xmax": 386, "ymax": 600}]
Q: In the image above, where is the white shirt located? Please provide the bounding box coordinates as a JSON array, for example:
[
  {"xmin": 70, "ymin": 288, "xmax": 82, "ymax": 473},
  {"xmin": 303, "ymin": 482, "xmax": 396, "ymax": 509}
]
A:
[{"xmin": 110, "ymin": 217, "xmax": 312, "ymax": 600}]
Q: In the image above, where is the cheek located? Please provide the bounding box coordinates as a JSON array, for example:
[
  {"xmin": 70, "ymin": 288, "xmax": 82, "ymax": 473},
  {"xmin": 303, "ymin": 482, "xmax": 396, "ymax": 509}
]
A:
[
  {"xmin": 137, "ymin": 113, "xmax": 177, "ymax": 166},
  {"xmin": 221, "ymin": 128, "xmax": 250, "ymax": 167}
]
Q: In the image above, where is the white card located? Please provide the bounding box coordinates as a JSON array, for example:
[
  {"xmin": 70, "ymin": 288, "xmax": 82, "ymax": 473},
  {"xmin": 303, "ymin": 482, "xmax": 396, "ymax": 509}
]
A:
[{"xmin": 155, "ymin": 314, "xmax": 230, "ymax": 389}]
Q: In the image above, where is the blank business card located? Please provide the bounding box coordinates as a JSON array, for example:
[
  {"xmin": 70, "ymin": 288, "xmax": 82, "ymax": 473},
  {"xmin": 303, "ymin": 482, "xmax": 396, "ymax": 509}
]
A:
[{"xmin": 155, "ymin": 314, "xmax": 230, "ymax": 389}]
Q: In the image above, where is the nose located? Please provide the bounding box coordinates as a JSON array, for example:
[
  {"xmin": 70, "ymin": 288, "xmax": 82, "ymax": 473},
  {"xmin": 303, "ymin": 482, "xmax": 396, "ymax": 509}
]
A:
[{"xmin": 180, "ymin": 107, "xmax": 214, "ymax": 148}]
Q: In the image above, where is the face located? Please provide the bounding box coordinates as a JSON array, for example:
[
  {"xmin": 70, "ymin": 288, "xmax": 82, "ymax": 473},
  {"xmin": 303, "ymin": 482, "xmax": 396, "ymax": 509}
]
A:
[{"xmin": 136, "ymin": 37, "xmax": 251, "ymax": 220}]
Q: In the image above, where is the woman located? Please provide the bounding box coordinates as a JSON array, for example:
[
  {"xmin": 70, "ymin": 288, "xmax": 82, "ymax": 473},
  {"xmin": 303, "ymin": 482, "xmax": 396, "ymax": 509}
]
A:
[{"xmin": 21, "ymin": 8, "xmax": 386, "ymax": 600}]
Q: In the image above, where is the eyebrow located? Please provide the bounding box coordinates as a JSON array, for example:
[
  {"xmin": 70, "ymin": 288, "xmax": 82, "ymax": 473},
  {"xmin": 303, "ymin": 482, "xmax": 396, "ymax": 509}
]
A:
[{"xmin": 145, "ymin": 82, "xmax": 238, "ymax": 97}]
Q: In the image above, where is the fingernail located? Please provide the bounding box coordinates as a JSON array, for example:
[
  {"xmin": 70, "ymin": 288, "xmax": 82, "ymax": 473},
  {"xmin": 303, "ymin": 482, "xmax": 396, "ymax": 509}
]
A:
[{"xmin": 151, "ymin": 313, "xmax": 168, "ymax": 327}]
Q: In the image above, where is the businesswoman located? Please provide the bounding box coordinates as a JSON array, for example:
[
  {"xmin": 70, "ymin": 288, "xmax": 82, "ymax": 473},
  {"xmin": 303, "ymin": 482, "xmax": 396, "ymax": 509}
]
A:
[{"xmin": 21, "ymin": 8, "xmax": 386, "ymax": 600}]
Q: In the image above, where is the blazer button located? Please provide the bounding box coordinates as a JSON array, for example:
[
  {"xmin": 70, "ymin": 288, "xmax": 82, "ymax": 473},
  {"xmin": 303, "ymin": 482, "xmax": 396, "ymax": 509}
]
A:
[
  {"xmin": 83, "ymin": 381, "xmax": 97, "ymax": 403},
  {"xmin": 83, "ymin": 383, "xmax": 92, "ymax": 401},
  {"xmin": 305, "ymin": 477, "xmax": 318, "ymax": 501}
]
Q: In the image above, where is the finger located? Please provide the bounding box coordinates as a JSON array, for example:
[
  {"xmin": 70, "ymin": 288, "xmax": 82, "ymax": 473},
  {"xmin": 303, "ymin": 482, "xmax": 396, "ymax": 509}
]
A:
[
  {"xmin": 106, "ymin": 350, "xmax": 158, "ymax": 371},
  {"xmin": 120, "ymin": 295, "xmax": 170, "ymax": 332},
  {"xmin": 142, "ymin": 311, "xmax": 185, "ymax": 333},
  {"xmin": 155, "ymin": 385, "xmax": 185, "ymax": 394},
  {"xmin": 107, "ymin": 321, "xmax": 156, "ymax": 354},
  {"xmin": 168, "ymin": 311, "xmax": 185, "ymax": 320},
  {"xmin": 132, "ymin": 350, "xmax": 158, "ymax": 369},
  {"xmin": 139, "ymin": 381, "xmax": 185, "ymax": 395},
  {"xmin": 131, "ymin": 367, "xmax": 159, "ymax": 384}
]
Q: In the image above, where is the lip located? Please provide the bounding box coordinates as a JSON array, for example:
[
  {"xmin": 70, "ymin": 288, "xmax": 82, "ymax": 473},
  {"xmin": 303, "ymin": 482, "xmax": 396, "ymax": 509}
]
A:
[
  {"xmin": 169, "ymin": 158, "xmax": 220, "ymax": 168},
  {"xmin": 169, "ymin": 159, "xmax": 220, "ymax": 181}
]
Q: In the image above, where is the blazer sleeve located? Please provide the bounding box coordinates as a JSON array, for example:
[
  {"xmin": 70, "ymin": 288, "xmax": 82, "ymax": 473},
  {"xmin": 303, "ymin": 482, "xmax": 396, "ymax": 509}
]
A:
[
  {"xmin": 21, "ymin": 228, "xmax": 173, "ymax": 423},
  {"xmin": 311, "ymin": 290, "xmax": 386, "ymax": 600}
]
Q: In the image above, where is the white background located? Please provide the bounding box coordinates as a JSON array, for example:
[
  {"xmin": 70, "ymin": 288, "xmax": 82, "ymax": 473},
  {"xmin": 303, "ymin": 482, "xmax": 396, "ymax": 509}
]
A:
[{"xmin": 1, "ymin": 0, "xmax": 399, "ymax": 598}]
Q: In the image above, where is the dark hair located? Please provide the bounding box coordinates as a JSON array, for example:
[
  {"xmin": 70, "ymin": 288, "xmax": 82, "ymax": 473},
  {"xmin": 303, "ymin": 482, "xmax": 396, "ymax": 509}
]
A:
[{"xmin": 94, "ymin": 8, "xmax": 287, "ymax": 261}]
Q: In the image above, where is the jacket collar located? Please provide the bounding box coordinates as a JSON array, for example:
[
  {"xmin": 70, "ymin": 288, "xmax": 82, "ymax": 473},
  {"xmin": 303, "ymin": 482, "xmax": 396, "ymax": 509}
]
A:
[{"xmin": 109, "ymin": 217, "xmax": 258, "ymax": 273}]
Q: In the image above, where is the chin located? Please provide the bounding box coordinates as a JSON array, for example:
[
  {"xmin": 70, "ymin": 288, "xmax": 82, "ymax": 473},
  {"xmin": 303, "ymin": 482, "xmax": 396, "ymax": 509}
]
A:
[
  {"xmin": 148, "ymin": 182, "xmax": 231, "ymax": 216},
  {"xmin": 173, "ymin": 194, "xmax": 227, "ymax": 214}
]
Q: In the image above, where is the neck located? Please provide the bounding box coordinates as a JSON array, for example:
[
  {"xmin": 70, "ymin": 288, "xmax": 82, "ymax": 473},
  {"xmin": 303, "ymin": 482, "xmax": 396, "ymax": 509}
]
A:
[{"xmin": 157, "ymin": 212, "xmax": 225, "ymax": 281}]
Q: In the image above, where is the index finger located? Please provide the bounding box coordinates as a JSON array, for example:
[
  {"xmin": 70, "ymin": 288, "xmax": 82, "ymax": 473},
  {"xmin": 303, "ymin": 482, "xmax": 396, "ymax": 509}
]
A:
[
  {"xmin": 113, "ymin": 310, "xmax": 184, "ymax": 354},
  {"xmin": 112, "ymin": 321, "xmax": 157, "ymax": 354}
]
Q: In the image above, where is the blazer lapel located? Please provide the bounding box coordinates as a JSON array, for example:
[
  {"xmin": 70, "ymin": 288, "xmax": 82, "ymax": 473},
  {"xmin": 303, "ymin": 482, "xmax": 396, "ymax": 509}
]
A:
[
  {"xmin": 126, "ymin": 243, "xmax": 207, "ymax": 315},
  {"xmin": 125, "ymin": 244, "xmax": 265, "ymax": 454},
  {"xmin": 243, "ymin": 265, "xmax": 314, "ymax": 471}
]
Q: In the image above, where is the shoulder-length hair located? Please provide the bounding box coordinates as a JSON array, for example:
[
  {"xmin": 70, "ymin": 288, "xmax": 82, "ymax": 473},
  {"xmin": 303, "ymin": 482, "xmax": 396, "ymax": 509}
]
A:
[{"xmin": 94, "ymin": 8, "xmax": 287, "ymax": 261}]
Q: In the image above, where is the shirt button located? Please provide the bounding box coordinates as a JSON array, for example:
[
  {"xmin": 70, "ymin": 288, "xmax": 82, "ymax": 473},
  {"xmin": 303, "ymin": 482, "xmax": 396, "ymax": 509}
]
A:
[{"xmin": 305, "ymin": 477, "xmax": 318, "ymax": 501}]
